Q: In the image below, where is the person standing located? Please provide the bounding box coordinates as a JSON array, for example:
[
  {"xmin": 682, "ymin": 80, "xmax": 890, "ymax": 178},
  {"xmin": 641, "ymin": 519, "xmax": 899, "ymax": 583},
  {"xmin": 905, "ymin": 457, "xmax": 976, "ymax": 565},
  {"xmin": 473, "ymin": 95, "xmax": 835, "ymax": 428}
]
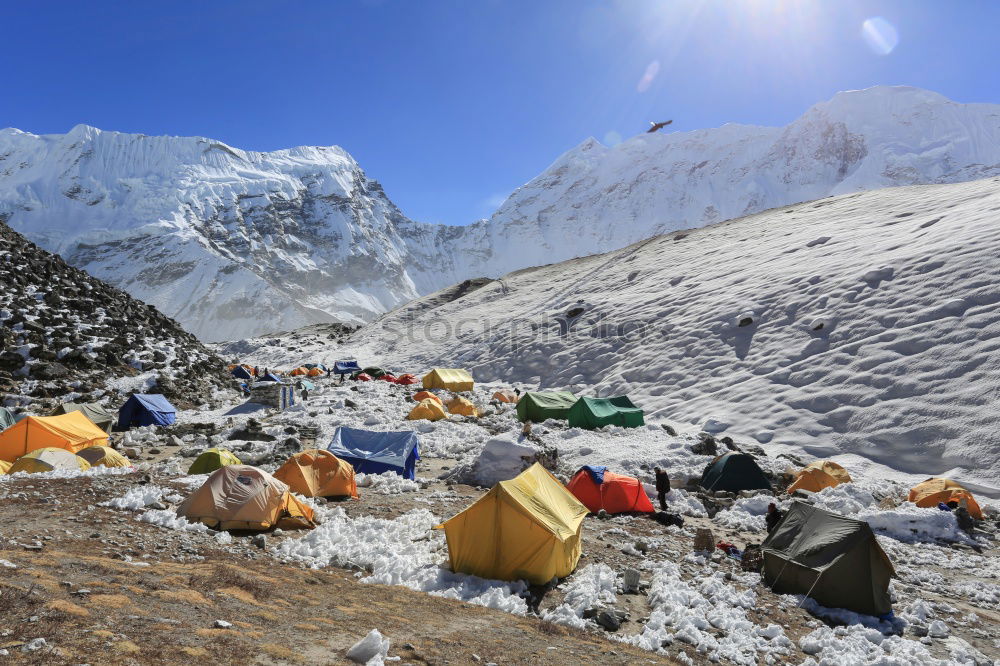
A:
[
  {"xmin": 765, "ymin": 503, "xmax": 784, "ymax": 532},
  {"xmin": 654, "ymin": 467, "xmax": 670, "ymax": 511}
]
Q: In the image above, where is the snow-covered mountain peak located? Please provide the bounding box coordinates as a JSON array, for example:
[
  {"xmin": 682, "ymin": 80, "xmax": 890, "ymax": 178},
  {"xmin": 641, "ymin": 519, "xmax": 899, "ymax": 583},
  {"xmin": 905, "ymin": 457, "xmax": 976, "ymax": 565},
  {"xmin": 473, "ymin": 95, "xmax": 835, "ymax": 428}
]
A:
[{"xmin": 2, "ymin": 86, "xmax": 1000, "ymax": 341}]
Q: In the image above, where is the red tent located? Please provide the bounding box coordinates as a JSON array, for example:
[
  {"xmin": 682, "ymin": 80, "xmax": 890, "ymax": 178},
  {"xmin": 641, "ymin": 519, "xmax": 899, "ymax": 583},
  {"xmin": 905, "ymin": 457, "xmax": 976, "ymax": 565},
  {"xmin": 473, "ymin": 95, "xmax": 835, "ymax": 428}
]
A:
[
  {"xmin": 355, "ymin": 373, "xmax": 372, "ymax": 382},
  {"xmin": 395, "ymin": 374, "xmax": 419, "ymax": 385},
  {"xmin": 378, "ymin": 374, "xmax": 397, "ymax": 383},
  {"xmin": 567, "ymin": 467, "xmax": 654, "ymax": 514}
]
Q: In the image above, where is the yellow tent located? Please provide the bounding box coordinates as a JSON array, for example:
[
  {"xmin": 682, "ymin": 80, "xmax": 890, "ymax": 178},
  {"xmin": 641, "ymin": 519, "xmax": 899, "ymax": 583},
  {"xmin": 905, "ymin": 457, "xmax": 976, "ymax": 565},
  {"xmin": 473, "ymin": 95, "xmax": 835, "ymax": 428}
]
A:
[
  {"xmin": 492, "ymin": 390, "xmax": 519, "ymax": 403},
  {"xmin": 438, "ymin": 463, "xmax": 588, "ymax": 585},
  {"xmin": 8, "ymin": 448, "xmax": 91, "ymax": 474},
  {"xmin": 407, "ymin": 399, "xmax": 448, "ymax": 422},
  {"xmin": 76, "ymin": 445, "xmax": 131, "ymax": 468},
  {"xmin": 177, "ymin": 465, "xmax": 316, "ymax": 531},
  {"xmin": 787, "ymin": 460, "xmax": 852, "ymax": 494},
  {"xmin": 909, "ymin": 478, "xmax": 984, "ymax": 520},
  {"xmin": 0, "ymin": 460, "xmax": 11, "ymax": 474},
  {"xmin": 274, "ymin": 449, "xmax": 358, "ymax": 498},
  {"xmin": 290, "ymin": 367, "xmax": 308, "ymax": 376},
  {"xmin": 0, "ymin": 412, "xmax": 109, "ymax": 463},
  {"xmin": 422, "ymin": 368, "xmax": 474, "ymax": 392},
  {"xmin": 447, "ymin": 396, "xmax": 481, "ymax": 418}
]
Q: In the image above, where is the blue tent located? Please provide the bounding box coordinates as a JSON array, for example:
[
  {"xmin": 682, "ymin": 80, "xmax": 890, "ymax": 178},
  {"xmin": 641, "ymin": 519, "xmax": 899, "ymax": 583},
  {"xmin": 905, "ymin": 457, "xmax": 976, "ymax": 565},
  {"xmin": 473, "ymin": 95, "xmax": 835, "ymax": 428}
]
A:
[
  {"xmin": 328, "ymin": 426, "xmax": 420, "ymax": 479},
  {"xmin": 118, "ymin": 394, "xmax": 177, "ymax": 429},
  {"xmin": 260, "ymin": 372, "xmax": 283, "ymax": 383},
  {"xmin": 296, "ymin": 379, "xmax": 316, "ymax": 390},
  {"xmin": 232, "ymin": 366, "xmax": 252, "ymax": 380},
  {"xmin": 334, "ymin": 360, "xmax": 360, "ymax": 375}
]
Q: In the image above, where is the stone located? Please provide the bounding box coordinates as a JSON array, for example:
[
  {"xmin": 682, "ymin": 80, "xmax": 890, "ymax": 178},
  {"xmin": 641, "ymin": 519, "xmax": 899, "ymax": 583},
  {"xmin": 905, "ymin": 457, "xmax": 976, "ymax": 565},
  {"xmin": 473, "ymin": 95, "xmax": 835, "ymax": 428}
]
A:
[
  {"xmin": 595, "ymin": 609, "xmax": 627, "ymax": 632},
  {"xmin": 213, "ymin": 620, "xmax": 233, "ymax": 629},
  {"xmin": 251, "ymin": 534, "xmax": 267, "ymax": 549}
]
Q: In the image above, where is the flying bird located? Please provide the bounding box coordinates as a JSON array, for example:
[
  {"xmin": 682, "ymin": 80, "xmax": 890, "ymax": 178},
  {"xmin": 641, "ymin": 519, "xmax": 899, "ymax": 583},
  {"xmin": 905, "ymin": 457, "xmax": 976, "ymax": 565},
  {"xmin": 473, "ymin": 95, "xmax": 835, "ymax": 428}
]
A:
[{"xmin": 646, "ymin": 120, "xmax": 673, "ymax": 133}]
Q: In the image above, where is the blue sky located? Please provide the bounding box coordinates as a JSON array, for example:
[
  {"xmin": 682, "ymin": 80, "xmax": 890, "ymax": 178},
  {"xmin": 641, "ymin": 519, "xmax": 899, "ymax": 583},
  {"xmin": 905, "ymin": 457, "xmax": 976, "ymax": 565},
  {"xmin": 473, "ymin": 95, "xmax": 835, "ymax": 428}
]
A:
[{"xmin": 3, "ymin": 1, "xmax": 998, "ymax": 226}]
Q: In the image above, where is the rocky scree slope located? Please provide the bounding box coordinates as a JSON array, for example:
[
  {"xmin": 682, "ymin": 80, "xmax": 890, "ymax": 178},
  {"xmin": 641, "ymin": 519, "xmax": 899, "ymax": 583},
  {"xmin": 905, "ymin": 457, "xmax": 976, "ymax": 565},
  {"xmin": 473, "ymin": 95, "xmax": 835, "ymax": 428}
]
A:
[
  {"xmin": 0, "ymin": 220, "xmax": 235, "ymax": 411},
  {"xmin": 3, "ymin": 86, "xmax": 1000, "ymax": 341},
  {"xmin": 338, "ymin": 176, "xmax": 1000, "ymax": 491}
]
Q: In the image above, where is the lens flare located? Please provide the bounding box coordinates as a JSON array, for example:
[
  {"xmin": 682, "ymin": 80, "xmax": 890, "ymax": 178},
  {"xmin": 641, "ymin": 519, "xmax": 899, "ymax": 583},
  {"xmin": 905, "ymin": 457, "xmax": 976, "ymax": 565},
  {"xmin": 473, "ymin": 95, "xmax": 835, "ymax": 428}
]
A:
[
  {"xmin": 636, "ymin": 60, "xmax": 660, "ymax": 93},
  {"xmin": 861, "ymin": 17, "xmax": 899, "ymax": 55}
]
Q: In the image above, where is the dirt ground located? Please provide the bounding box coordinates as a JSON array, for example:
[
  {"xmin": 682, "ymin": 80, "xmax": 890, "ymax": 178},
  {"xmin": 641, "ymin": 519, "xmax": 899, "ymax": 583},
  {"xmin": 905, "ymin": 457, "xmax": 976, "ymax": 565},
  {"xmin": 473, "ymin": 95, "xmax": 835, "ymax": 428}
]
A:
[{"xmin": 2, "ymin": 455, "xmax": 998, "ymax": 664}]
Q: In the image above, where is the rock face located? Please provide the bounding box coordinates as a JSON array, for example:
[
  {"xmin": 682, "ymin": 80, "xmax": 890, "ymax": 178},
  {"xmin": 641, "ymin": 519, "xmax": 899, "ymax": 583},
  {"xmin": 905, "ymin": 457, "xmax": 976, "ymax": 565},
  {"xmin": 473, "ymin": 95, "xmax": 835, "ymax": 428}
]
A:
[
  {"xmin": 2, "ymin": 86, "xmax": 1000, "ymax": 341},
  {"xmin": 0, "ymin": 220, "xmax": 235, "ymax": 411}
]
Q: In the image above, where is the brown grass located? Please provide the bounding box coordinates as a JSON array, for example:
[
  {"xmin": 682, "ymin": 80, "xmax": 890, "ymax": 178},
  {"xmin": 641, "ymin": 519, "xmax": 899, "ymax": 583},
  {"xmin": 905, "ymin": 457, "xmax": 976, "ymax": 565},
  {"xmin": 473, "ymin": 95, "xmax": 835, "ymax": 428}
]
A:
[{"xmin": 188, "ymin": 564, "xmax": 275, "ymax": 601}]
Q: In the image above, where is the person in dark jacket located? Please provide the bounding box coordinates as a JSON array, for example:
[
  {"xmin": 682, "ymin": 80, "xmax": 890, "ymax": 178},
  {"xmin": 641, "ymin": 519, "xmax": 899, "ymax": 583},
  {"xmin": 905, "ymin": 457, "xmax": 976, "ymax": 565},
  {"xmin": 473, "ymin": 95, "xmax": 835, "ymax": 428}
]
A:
[
  {"xmin": 654, "ymin": 467, "xmax": 670, "ymax": 511},
  {"xmin": 253, "ymin": 366, "xmax": 259, "ymax": 378},
  {"xmin": 765, "ymin": 503, "xmax": 784, "ymax": 532}
]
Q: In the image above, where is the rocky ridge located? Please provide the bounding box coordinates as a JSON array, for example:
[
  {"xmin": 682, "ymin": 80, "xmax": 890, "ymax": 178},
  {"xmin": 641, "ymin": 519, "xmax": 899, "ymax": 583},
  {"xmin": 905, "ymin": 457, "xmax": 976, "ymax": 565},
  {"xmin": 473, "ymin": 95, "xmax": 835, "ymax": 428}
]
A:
[{"xmin": 0, "ymin": 219, "xmax": 236, "ymax": 412}]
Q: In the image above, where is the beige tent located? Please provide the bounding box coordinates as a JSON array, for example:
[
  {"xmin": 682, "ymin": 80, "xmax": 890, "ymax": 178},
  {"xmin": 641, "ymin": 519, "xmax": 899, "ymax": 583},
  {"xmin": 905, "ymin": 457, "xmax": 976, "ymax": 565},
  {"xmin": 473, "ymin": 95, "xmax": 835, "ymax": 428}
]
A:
[
  {"xmin": 787, "ymin": 460, "xmax": 852, "ymax": 494},
  {"xmin": 177, "ymin": 465, "xmax": 316, "ymax": 531},
  {"xmin": 76, "ymin": 445, "xmax": 131, "ymax": 468}
]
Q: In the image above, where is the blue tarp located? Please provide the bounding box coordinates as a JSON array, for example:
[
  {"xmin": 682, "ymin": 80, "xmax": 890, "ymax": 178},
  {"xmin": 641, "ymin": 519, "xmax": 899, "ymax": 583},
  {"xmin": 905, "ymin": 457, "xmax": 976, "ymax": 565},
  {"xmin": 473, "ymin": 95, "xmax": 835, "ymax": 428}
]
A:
[
  {"xmin": 118, "ymin": 393, "xmax": 177, "ymax": 429},
  {"xmin": 334, "ymin": 360, "xmax": 360, "ymax": 374},
  {"xmin": 581, "ymin": 465, "xmax": 607, "ymax": 484},
  {"xmin": 328, "ymin": 426, "xmax": 420, "ymax": 479},
  {"xmin": 260, "ymin": 372, "xmax": 283, "ymax": 383},
  {"xmin": 296, "ymin": 379, "xmax": 316, "ymax": 390},
  {"xmin": 232, "ymin": 366, "xmax": 252, "ymax": 380}
]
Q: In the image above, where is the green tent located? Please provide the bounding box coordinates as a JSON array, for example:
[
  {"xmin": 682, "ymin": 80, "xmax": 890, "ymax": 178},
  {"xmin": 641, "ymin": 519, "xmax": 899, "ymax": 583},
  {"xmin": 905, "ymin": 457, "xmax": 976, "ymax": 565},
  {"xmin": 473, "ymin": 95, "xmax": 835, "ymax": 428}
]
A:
[
  {"xmin": 51, "ymin": 402, "xmax": 116, "ymax": 434},
  {"xmin": 761, "ymin": 500, "xmax": 895, "ymax": 616},
  {"xmin": 699, "ymin": 452, "xmax": 772, "ymax": 492},
  {"xmin": 188, "ymin": 447, "xmax": 242, "ymax": 475},
  {"xmin": 516, "ymin": 391, "xmax": 578, "ymax": 423},
  {"xmin": 567, "ymin": 396, "xmax": 644, "ymax": 430},
  {"xmin": 0, "ymin": 407, "xmax": 16, "ymax": 432}
]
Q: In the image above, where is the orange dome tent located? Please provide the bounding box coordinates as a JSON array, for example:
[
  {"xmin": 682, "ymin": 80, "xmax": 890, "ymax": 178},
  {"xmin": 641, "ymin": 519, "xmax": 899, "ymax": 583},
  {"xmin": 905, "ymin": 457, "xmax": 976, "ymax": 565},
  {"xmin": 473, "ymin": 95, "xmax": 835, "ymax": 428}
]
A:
[
  {"xmin": 567, "ymin": 466, "xmax": 654, "ymax": 514},
  {"xmin": 787, "ymin": 460, "xmax": 852, "ymax": 494},
  {"xmin": 274, "ymin": 450, "xmax": 358, "ymax": 498},
  {"xmin": 412, "ymin": 391, "xmax": 442, "ymax": 404},
  {"xmin": 290, "ymin": 367, "xmax": 308, "ymax": 376},
  {"xmin": 908, "ymin": 478, "xmax": 983, "ymax": 520},
  {"xmin": 446, "ymin": 396, "xmax": 480, "ymax": 418},
  {"xmin": 307, "ymin": 367, "xmax": 324, "ymax": 377},
  {"xmin": 492, "ymin": 390, "xmax": 519, "ymax": 403}
]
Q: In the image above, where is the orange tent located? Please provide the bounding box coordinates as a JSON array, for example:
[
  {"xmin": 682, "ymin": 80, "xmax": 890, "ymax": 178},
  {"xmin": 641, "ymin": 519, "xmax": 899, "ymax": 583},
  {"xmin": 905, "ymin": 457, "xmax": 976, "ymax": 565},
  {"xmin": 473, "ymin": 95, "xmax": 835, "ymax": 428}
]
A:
[
  {"xmin": 412, "ymin": 391, "xmax": 442, "ymax": 405},
  {"xmin": 787, "ymin": 460, "xmax": 852, "ymax": 494},
  {"xmin": 0, "ymin": 412, "xmax": 109, "ymax": 463},
  {"xmin": 274, "ymin": 450, "xmax": 358, "ymax": 498},
  {"xmin": 567, "ymin": 467, "xmax": 654, "ymax": 514},
  {"xmin": 290, "ymin": 367, "xmax": 308, "ymax": 376},
  {"xmin": 307, "ymin": 367, "xmax": 324, "ymax": 377},
  {"xmin": 908, "ymin": 478, "xmax": 984, "ymax": 520},
  {"xmin": 396, "ymin": 374, "xmax": 419, "ymax": 385},
  {"xmin": 492, "ymin": 390, "xmax": 519, "ymax": 403}
]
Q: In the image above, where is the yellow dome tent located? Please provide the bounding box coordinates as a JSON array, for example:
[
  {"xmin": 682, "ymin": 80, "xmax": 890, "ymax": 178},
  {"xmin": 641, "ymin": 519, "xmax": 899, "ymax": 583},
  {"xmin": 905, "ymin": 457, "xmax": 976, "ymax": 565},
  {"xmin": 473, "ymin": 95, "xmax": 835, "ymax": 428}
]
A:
[
  {"xmin": 8, "ymin": 448, "xmax": 91, "ymax": 474},
  {"xmin": 787, "ymin": 460, "xmax": 852, "ymax": 494},
  {"xmin": 437, "ymin": 462, "xmax": 588, "ymax": 585},
  {"xmin": 422, "ymin": 368, "xmax": 474, "ymax": 392},
  {"xmin": 407, "ymin": 399, "xmax": 448, "ymax": 422},
  {"xmin": 76, "ymin": 445, "xmax": 131, "ymax": 468},
  {"xmin": 274, "ymin": 449, "xmax": 358, "ymax": 498},
  {"xmin": 908, "ymin": 478, "xmax": 984, "ymax": 520},
  {"xmin": 177, "ymin": 465, "xmax": 315, "ymax": 531},
  {"xmin": 446, "ymin": 396, "xmax": 481, "ymax": 418},
  {"xmin": 492, "ymin": 390, "xmax": 519, "ymax": 403},
  {"xmin": 0, "ymin": 460, "xmax": 11, "ymax": 474},
  {"xmin": 0, "ymin": 412, "xmax": 109, "ymax": 463},
  {"xmin": 188, "ymin": 448, "xmax": 242, "ymax": 475}
]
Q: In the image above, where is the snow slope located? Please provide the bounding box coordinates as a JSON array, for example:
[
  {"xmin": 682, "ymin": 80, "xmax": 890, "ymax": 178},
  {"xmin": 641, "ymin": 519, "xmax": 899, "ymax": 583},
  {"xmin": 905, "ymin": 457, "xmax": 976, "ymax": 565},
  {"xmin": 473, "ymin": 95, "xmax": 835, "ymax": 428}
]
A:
[
  {"xmin": 3, "ymin": 86, "xmax": 1000, "ymax": 340},
  {"xmin": 249, "ymin": 176, "xmax": 1000, "ymax": 491}
]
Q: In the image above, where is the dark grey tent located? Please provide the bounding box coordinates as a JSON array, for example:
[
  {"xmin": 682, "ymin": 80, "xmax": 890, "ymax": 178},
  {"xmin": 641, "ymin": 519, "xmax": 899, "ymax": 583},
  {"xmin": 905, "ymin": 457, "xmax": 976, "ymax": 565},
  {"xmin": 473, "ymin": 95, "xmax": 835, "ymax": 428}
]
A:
[
  {"xmin": 699, "ymin": 452, "xmax": 771, "ymax": 492},
  {"xmin": 51, "ymin": 402, "xmax": 115, "ymax": 434},
  {"xmin": 761, "ymin": 501, "xmax": 895, "ymax": 616}
]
